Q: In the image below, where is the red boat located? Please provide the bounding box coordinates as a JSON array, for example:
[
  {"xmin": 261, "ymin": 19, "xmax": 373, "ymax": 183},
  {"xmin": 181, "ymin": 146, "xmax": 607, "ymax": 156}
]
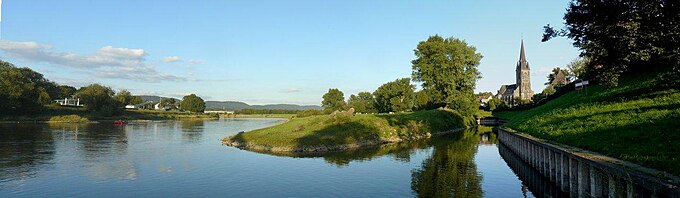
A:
[{"xmin": 114, "ymin": 120, "xmax": 128, "ymax": 125}]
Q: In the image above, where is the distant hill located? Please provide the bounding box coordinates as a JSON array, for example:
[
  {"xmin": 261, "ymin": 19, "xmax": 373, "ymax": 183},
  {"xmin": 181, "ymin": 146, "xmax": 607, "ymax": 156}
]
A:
[
  {"xmin": 205, "ymin": 101, "xmax": 322, "ymax": 111},
  {"xmin": 135, "ymin": 95, "xmax": 321, "ymax": 111},
  {"xmin": 137, "ymin": 95, "xmax": 180, "ymax": 103}
]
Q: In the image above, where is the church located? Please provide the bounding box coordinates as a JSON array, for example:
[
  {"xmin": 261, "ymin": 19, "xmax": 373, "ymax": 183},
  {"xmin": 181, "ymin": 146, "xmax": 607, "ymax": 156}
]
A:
[{"xmin": 496, "ymin": 40, "xmax": 534, "ymax": 105}]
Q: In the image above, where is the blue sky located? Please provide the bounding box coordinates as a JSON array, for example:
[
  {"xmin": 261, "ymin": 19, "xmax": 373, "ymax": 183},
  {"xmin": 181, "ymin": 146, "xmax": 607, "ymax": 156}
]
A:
[{"xmin": 0, "ymin": 0, "xmax": 579, "ymax": 105}]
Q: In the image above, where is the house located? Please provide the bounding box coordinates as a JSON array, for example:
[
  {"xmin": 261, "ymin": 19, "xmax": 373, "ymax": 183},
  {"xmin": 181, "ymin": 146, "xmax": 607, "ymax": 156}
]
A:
[
  {"xmin": 477, "ymin": 95, "xmax": 493, "ymax": 106},
  {"xmin": 154, "ymin": 103, "xmax": 171, "ymax": 111},
  {"xmin": 54, "ymin": 98, "xmax": 84, "ymax": 107}
]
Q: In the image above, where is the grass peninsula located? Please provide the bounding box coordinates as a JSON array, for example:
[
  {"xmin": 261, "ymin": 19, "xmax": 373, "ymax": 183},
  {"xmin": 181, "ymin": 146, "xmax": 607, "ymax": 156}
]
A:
[{"xmin": 222, "ymin": 109, "xmax": 476, "ymax": 153}]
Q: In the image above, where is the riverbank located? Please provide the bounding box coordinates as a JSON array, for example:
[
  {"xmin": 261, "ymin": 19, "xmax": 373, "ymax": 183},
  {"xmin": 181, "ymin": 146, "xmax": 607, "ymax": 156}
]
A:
[
  {"xmin": 229, "ymin": 114, "xmax": 296, "ymax": 119},
  {"xmin": 494, "ymin": 74, "xmax": 680, "ymax": 176},
  {"xmin": 222, "ymin": 109, "xmax": 476, "ymax": 153},
  {"xmin": 0, "ymin": 106, "xmax": 217, "ymax": 123}
]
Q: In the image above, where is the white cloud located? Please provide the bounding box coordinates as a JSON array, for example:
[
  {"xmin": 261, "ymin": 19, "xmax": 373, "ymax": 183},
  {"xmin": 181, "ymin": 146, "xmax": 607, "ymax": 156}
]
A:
[
  {"xmin": 0, "ymin": 40, "xmax": 184, "ymax": 82},
  {"xmin": 281, "ymin": 88, "xmax": 302, "ymax": 93},
  {"xmin": 187, "ymin": 59, "xmax": 206, "ymax": 65},
  {"xmin": 162, "ymin": 56, "xmax": 181, "ymax": 63}
]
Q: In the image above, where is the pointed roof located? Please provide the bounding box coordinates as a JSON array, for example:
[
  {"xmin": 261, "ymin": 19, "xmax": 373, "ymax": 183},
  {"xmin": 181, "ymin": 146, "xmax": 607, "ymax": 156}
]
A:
[
  {"xmin": 517, "ymin": 39, "xmax": 529, "ymax": 70},
  {"xmin": 519, "ymin": 40, "xmax": 526, "ymax": 63}
]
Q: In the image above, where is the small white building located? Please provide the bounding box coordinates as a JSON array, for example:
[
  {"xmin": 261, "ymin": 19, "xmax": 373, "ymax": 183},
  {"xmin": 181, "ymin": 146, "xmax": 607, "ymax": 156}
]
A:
[
  {"xmin": 125, "ymin": 105, "xmax": 137, "ymax": 109},
  {"xmin": 54, "ymin": 98, "xmax": 84, "ymax": 107}
]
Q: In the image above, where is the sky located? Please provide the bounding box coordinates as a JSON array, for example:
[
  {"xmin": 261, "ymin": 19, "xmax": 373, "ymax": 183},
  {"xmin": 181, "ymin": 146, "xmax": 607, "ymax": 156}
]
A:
[{"xmin": 0, "ymin": 0, "xmax": 580, "ymax": 105}]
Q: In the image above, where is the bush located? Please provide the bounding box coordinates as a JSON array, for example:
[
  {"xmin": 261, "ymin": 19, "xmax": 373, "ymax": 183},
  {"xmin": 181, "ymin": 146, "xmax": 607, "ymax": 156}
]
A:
[{"xmin": 48, "ymin": 115, "xmax": 89, "ymax": 123}]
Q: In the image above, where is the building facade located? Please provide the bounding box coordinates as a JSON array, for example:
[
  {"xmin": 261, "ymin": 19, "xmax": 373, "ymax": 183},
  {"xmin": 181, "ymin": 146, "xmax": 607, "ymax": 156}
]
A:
[{"xmin": 496, "ymin": 40, "xmax": 534, "ymax": 104}]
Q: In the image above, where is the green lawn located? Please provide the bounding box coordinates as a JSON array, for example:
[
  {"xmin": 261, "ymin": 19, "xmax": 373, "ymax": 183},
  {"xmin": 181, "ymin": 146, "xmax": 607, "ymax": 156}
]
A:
[
  {"xmin": 494, "ymin": 74, "xmax": 680, "ymax": 176},
  {"xmin": 224, "ymin": 109, "xmax": 474, "ymax": 149}
]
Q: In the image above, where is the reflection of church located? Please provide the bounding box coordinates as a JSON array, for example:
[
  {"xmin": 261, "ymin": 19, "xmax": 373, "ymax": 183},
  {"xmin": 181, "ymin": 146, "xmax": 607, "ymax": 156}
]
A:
[{"xmin": 496, "ymin": 40, "xmax": 534, "ymax": 104}]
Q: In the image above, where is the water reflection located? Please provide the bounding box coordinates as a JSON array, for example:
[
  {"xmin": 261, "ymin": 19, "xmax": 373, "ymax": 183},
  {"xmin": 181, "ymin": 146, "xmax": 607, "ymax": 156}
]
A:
[
  {"xmin": 0, "ymin": 120, "xmax": 569, "ymax": 197},
  {"xmin": 180, "ymin": 120, "xmax": 205, "ymax": 143},
  {"xmin": 258, "ymin": 127, "xmax": 494, "ymax": 197},
  {"xmin": 410, "ymin": 128, "xmax": 484, "ymax": 198},
  {"xmin": 499, "ymin": 142, "xmax": 569, "ymax": 197},
  {"xmin": 0, "ymin": 124, "xmax": 55, "ymax": 183}
]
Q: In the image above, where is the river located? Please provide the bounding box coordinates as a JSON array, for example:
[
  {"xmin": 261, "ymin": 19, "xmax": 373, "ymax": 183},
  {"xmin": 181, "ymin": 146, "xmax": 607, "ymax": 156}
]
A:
[{"xmin": 0, "ymin": 119, "xmax": 566, "ymax": 197}]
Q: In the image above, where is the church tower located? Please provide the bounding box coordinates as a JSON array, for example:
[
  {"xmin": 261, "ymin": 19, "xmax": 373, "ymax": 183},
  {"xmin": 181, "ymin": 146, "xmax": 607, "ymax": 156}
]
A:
[{"xmin": 515, "ymin": 40, "xmax": 534, "ymax": 100}]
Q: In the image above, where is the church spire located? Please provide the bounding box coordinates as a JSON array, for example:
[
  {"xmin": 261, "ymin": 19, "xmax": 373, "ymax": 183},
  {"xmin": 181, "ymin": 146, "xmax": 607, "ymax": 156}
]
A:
[
  {"xmin": 519, "ymin": 39, "xmax": 526, "ymax": 64},
  {"xmin": 518, "ymin": 39, "xmax": 529, "ymax": 70}
]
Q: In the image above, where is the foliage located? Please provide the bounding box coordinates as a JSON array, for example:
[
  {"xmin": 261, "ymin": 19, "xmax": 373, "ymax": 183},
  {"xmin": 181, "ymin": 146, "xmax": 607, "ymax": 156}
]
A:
[
  {"xmin": 485, "ymin": 97, "xmax": 507, "ymax": 111},
  {"xmin": 546, "ymin": 67, "xmax": 570, "ymax": 86},
  {"xmin": 224, "ymin": 109, "xmax": 473, "ymax": 148},
  {"xmin": 0, "ymin": 61, "xmax": 58, "ymax": 114},
  {"xmin": 413, "ymin": 90, "xmax": 432, "ymax": 111},
  {"xmin": 129, "ymin": 96, "xmax": 144, "ymax": 105},
  {"xmin": 373, "ymin": 78, "xmax": 414, "ymax": 113},
  {"xmin": 495, "ymin": 74, "xmax": 680, "ymax": 176},
  {"xmin": 347, "ymin": 92, "xmax": 378, "ymax": 114},
  {"xmin": 180, "ymin": 94, "xmax": 206, "ymax": 113},
  {"xmin": 161, "ymin": 98, "xmax": 179, "ymax": 109},
  {"xmin": 114, "ymin": 90, "xmax": 134, "ymax": 106},
  {"xmin": 321, "ymin": 88, "xmax": 347, "ymax": 112},
  {"xmin": 543, "ymin": 0, "xmax": 680, "ymax": 87},
  {"xmin": 48, "ymin": 115, "xmax": 89, "ymax": 123},
  {"xmin": 566, "ymin": 57, "xmax": 589, "ymax": 80},
  {"xmin": 75, "ymin": 84, "xmax": 120, "ymax": 116},
  {"xmin": 411, "ymin": 35, "xmax": 482, "ymax": 116}
]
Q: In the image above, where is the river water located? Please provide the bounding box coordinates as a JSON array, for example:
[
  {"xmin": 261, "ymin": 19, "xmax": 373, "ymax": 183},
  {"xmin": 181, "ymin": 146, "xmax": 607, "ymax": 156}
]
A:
[{"xmin": 0, "ymin": 119, "xmax": 565, "ymax": 197}]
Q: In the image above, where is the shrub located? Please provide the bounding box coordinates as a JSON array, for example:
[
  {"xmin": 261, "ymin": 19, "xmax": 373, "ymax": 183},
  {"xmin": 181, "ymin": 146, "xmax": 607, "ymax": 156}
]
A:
[{"xmin": 48, "ymin": 115, "xmax": 89, "ymax": 123}]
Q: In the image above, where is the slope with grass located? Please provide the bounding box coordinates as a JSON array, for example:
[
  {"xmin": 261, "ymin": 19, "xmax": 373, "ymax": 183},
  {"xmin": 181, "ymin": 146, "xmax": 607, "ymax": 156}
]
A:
[
  {"xmin": 494, "ymin": 75, "xmax": 680, "ymax": 176},
  {"xmin": 222, "ymin": 109, "xmax": 475, "ymax": 153}
]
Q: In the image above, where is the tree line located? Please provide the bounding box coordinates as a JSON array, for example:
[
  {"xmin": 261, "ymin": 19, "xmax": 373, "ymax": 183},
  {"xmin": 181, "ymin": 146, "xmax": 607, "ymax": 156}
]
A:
[
  {"xmin": 321, "ymin": 35, "xmax": 482, "ymax": 116},
  {"xmin": 0, "ymin": 60, "xmax": 205, "ymax": 116},
  {"xmin": 543, "ymin": 0, "xmax": 679, "ymax": 87}
]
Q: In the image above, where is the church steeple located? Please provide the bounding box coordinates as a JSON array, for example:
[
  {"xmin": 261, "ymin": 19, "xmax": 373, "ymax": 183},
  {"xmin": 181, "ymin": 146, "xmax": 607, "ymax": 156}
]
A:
[
  {"xmin": 518, "ymin": 39, "xmax": 529, "ymax": 70},
  {"xmin": 520, "ymin": 40, "xmax": 526, "ymax": 63},
  {"xmin": 515, "ymin": 39, "xmax": 533, "ymax": 101}
]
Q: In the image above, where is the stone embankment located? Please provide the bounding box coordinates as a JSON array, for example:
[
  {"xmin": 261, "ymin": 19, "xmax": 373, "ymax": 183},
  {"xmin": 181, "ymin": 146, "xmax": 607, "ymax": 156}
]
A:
[{"xmin": 498, "ymin": 128, "xmax": 680, "ymax": 197}]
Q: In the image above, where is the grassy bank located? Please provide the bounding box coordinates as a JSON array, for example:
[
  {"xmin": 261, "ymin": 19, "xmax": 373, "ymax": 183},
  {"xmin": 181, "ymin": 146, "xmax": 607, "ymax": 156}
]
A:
[
  {"xmin": 230, "ymin": 114, "xmax": 296, "ymax": 119},
  {"xmin": 494, "ymin": 74, "xmax": 680, "ymax": 176},
  {"xmin": 0, "ymin": 106, "xmax": 217, "ymax": 122},
  {"xmin": 223, "ymin": 109, "xmax": 475, "ymax": 153}
]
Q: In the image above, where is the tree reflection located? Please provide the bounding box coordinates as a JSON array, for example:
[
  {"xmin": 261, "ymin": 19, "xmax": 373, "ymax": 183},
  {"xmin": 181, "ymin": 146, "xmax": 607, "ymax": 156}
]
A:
[
  {"xmin": 0, "ymin": 124, "xmax": 55, "ymax": 182},
  {"xmin": 180, "ymin": 120, "xmax": 205, "ymax": 143},
  {"xmin": 411, "ymin": 128, "xmax": 484, "ymax": 198},
  {"xmin": 69, "ymin": 123, "xmax": 137, "ymax": 181}
]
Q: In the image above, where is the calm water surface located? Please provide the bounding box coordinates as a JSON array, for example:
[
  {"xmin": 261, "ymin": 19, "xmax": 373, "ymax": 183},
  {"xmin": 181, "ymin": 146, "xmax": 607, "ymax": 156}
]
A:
[{"xmin": 0, "ymin": 119, "xmax": 564, "ymax": 197}]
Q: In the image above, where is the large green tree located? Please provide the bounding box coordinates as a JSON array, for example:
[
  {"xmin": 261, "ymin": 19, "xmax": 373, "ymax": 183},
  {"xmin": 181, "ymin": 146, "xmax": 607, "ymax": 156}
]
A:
[
  {"xmin": 180, "ymin": 94, "xmax": 206, "ymax": 113},
  {"xmin": 321, "ymin": 88, "xmax": 347, "ymax": 112},
  {"xmin": 75, "ymin": 84, "xmax": 120, "ymax": 115},
  {"xmin": 543, "ymin": 0, "xmax": 680, "ymax": 86},
  {"xmin": 0, "ymin": 61, "xmax": 55, "ymax": 114},
  {"xmin": 347, "ymin": 92, "xmax": 378, "ymax": 114},
  {"xmin": 373, "ymin": 78, "xmax": 414, "ymax": 113},
  {"xmin": 56, "ymin": 85, "xmax": 77, "ymax": 99},
  {"xmin": 411, "ymin": 35, "xmax": 482, "ymax": 115},
  {"xmin": 413, "ymin": 90, "xmax": 431, "ymax": 111},
  {"xmin": 114, "ymin": 90, "xmax": 134, "ymax": 106}
]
